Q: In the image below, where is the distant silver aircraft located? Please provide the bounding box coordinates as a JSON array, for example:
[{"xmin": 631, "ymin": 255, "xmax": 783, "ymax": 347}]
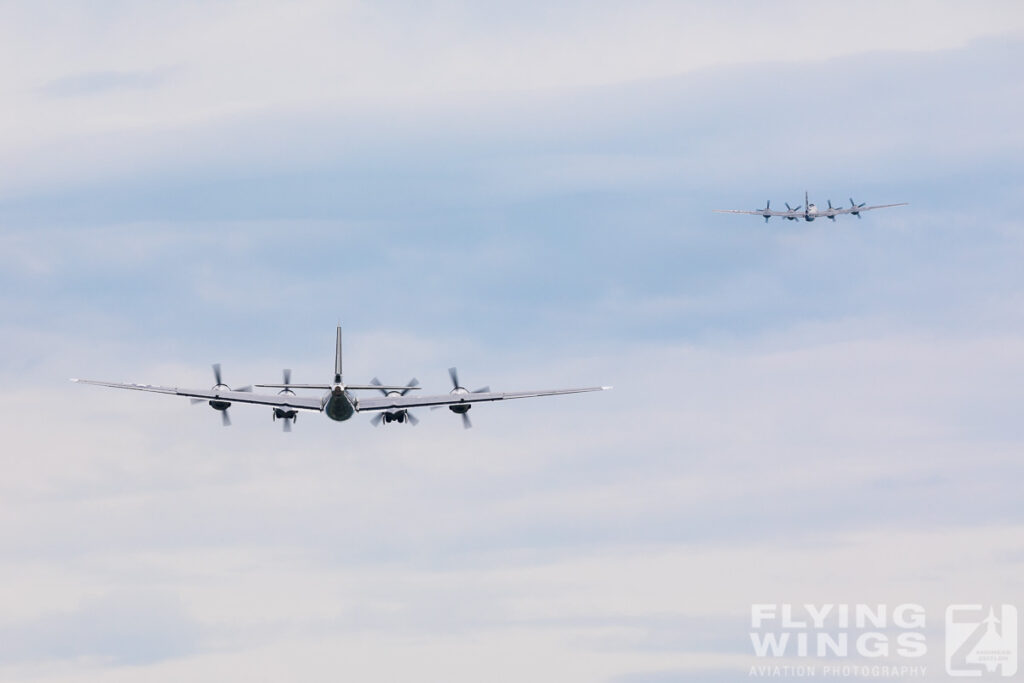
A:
[
  {"xmin": 72, "ymin": 327, "xmax": 610, "ymax": 430},
  {"xmin": 715, "ymin": 192, "xmax": 907, "ymax": 223}
]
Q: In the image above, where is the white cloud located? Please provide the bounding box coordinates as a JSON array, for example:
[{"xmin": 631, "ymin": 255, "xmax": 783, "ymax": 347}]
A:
[
  {"xmin": 1, "ymin": 1, "xmax": 1023, "ymax": 194},
  {"xmin": 1, "ymin": 524, "xmax": 1018, "ymax": 681}
]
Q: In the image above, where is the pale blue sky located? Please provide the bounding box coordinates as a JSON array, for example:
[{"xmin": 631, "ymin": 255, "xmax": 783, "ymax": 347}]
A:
[{"xmin": 1, "ymin": 2, "xmax": 1023, "ymax": 681}]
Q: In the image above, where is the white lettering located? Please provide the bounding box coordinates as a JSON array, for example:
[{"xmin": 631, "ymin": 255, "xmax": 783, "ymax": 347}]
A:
[
  {"xmin": 751, "ymin": 604, "xmax": 777, "ymax": 628},
  {"xmin": 750, "ymin": 632, "xmax": 790, "ymax": 657},
  {"xmin": 856, "ymin": 631, "xmax": 889, "ymax": 658},
  {"xmin": 855, "ymin": 604, "xmax": 886, "ymax": 628},
  {"xmin": 781, "ymin": 603, "xmax": 806, "ymax": 628},
  {"xmin": 804, "ymin": 603, "xmax": 833, "ymax": 628},
  {"xmin": 897, "ymin": 631, "xmax": 928, "ymax": 658},
  {"xmin": 893, "ymin": 603, "xmax": 926, "ymax": 629},
  {"xmin": 816, "ymin": 632, "xmax": 848, "ymax": 657}
]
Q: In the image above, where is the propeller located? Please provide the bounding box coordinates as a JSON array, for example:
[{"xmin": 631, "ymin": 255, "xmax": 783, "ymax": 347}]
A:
[
  {"xmin": 278, "ymin": 368, "xmax": 295, "ymax": 432},
  {"xmin": 194, "ymin": 363, "xmax": 252, "ymax": 426},
  {"xmin": 827, "ymin": 199, "xmax": 838, "ymax": 221},
  {"xmin": 369, "ymin": 377, "xmax": 420, "ymax": 426},
  {"xmin": 211, "ymin": 363, "xmax": 252, "ymax": 393},
  {"xmin": 850, "ymin": 197, "xmax": 867, "ymax": 219},
  {"xmin": 434, "ymin": 367, "xmax": 490, "ymax": 429},
  {"xmin": 449, "ymin": 367, "xmax": 490, "ymax": 396},
  {"xmin": 760, "ymin": 200, "xmax": 771, "ymax": 223},
  {"xmin": 784, "ymin": 202, "xmax": 802, "ymax": 221}
]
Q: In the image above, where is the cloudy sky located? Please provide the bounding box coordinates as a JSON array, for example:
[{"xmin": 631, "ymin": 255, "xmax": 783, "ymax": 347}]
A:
[{"xmin": 1, "ymin": 2, "xmax": 1023, "ymax": 681}]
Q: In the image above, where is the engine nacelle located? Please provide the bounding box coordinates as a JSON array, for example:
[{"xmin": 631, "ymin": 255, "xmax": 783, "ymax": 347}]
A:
[
  {"xmin": 273, "ymin": 387, "xmax": 297, "ymax": 422},
  {"xmin": 448, "ymin": 386, "xmax": 470, "ymax": 414},
  {"xmin": 209, "ymin": 383, "xmax": 232, "ymax": 411}
]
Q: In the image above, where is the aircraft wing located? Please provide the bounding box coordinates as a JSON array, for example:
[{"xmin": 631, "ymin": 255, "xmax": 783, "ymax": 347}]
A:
[
  {"xmin": 712, "ymin": 209, "xmax": 801, "ymax": 217},
  {"xmin": 71, "ymin": 379, "xmax": 325, "ymax": 411},
  {"xmin": 821, "ymin": 203, "xmax": 908, "ymax": 216},
  {"xmin": 355, "ymin": 386, "xmax": 610, "ymax": 412},
  {"xmin": 850, "ymin": 202, "xmax": 908, "ymax": 212}
]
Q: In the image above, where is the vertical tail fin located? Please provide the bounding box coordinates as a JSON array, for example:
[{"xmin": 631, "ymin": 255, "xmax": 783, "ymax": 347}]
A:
[
  {"xmin": 334, "ymin": 326, "xmax": 343, "ymax": 384},
  {"xmin": 805, "ymin": 190, "xmax": 809, "ymax": 212}
]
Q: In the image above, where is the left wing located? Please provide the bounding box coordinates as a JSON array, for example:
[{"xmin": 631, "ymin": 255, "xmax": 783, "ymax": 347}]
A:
[
  {"xmin": 813, "ymin": 202, "xmax": 909, "ymax": 217},
  {"xmin": 355, "ymin": 386, "xmax": 610, "ymax": 412},
  {"xmin": 836, "ymin": 202, "xmax": 908, "ymax": 214},
  {"xmin": 71, "ymin": 379, "xmax": 325, "ymax": 411}
]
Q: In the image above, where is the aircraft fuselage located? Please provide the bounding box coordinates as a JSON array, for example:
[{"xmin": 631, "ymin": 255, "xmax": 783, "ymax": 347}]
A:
[{"xmin": 324, "ymin": 386, "xmax": 357, "ymax": 422}]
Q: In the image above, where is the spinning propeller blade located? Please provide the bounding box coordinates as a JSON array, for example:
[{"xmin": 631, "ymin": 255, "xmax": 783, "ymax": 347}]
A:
[
  {"xmin": 368, "ymin": 377, "xmax": 420, "ymax": 425},
  {"xmin": 197, "ymin": 364, "xmax": 251, "ymax": 426},
  {"xmin": 441, "ymin": 367, "xmax": 488, "ymax": 428}
]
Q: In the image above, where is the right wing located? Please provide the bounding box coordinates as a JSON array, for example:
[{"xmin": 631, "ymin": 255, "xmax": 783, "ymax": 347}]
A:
[
  {"xmin": 71, "ymin": 379, "xmax": 325, "ymax": 411},
  {"xmin": 713, "ymin": 209, "xmax": 801, "ymax": 217},
  {"xmin": 355, "ymin": 386, "xmax": 610, "ymax": 412}
]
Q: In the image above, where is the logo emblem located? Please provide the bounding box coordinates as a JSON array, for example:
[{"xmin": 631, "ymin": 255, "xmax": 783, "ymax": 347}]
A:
[{"xmin": 946, "ymin": 605, "xmax": 1018, "ymax": 677}]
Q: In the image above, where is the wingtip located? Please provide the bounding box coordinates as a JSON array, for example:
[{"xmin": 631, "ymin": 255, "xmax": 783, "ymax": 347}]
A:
[
  {"xmin": 601, "ymin": 386, "xmax": 613, "ymax": 391},
  {"xmin": 69, "ymin": 378, "xmax": 80, "ymax": 383}
]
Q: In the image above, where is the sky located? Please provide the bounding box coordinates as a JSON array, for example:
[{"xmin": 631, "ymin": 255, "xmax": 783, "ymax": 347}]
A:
[{"xmin": 1, "ymin": 1, "xmax": 1023, "ymax": 681}]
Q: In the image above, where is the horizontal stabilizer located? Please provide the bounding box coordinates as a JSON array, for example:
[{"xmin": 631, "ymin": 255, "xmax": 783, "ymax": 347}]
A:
[{"xmin": 255, "ymin": 383, "xmax": 421, "ymax": 391}]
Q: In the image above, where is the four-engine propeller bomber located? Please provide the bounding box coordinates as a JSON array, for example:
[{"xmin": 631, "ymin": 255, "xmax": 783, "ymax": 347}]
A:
[
  {"xmin": 714, "ymin": 192, "xmax": 907, "ymax": 223},
  {"xmin": 72, "ymin": 327, "xmax": 610, "ymax": 430}
]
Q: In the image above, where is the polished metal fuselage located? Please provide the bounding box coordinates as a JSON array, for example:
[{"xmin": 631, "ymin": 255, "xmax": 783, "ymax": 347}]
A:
[{"xmin": 323, "ymin": 386, "xmax": 357, "ymax": 422}]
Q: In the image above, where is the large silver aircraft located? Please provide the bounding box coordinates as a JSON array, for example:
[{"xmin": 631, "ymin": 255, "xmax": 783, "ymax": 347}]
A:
[
  {"xmin": 72, "ymin": 327, "xmax": 610, "ymax": 430},
  {"xmin": 715, "ymin": 192, "xmax": 907, "ymax": 223}
]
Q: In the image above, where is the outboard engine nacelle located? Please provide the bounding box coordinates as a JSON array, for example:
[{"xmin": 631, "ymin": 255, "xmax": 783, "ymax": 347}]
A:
[
  {"xmin": 193, "ymin": 363, "xmax": 251, "ymax": 426},
  {"xmin": 272, "ymin": 369, "xmax": 298, "ymax": 431},
  {"xmin": 440, "ymin": 367, "xmax": 489, "ymax": 429}
]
